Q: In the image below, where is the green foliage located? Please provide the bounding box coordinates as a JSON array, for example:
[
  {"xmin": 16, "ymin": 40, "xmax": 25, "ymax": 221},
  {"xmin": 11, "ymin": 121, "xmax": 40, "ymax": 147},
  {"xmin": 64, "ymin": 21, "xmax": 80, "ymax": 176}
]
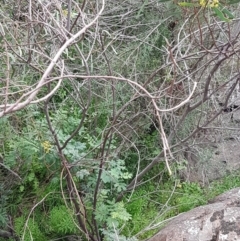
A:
[
  {"xmin": 1, "ymin": 1, "xmax": 240, "ymax": 240},
  {"xmin": 0, "ymin": 186, "xmax": 9, "ymax": 228},
  {"xmin": 2, "ymin": 98, "xmax": 134, "ymax": 239},
  {"xmin": 123, "ymin": 168, "xmax": 240, "ymax": 239},
  {"xmin": 48, "ymin": 205, "xmax": 78, "ymax": 235},
  {"xmin": 126, "ymin": 190, "xmax": 148, "ymax": 216},
  {"xmin": 96, "ymin": 201, "xmax": 132, "ymax": 228},
  {"xmin": 206, "ymin": 172, "xmax": 240, "ymax": 199},
  {"xmin": 140, "ymin": 131, "xmax": 160, "ymax": 157},
  {"xmin": 15, "ymin": 216, "xmax": 46, "ymax": 241},
  {"xmin": 227, "ymin": 0, "xmax": 240, "ymax": 3},
  {"xmin": 11, "ymin": 155, "xmax": 51, "ymax": 200},
  {"xmin": 101, "ymin": 159, "xmax": 132, "ymax": 192},
  {"xmin": 86, "ymin": 159, "xmax": 133, "ymax": 234},
  {"xmin": 0, "ymin": 116, "xmax": 12, "ymax": 153},
  {"xmin": 178, "ymin": 0, "xmax": 235, "ymax": 22},
  {"xmin": 175, "ymin": 182, "xmax": 206, "ymax": 212},
  {"xmin": 123, "ymin": 188, "xmax": 157, "ymax": 239},
  {"xmin": 212, "ymin": 5, "xmax": 234, "ymax": 22},
  {"xmin": 101, "ymin": 229, "xmax": 138, "ymax": 241}
]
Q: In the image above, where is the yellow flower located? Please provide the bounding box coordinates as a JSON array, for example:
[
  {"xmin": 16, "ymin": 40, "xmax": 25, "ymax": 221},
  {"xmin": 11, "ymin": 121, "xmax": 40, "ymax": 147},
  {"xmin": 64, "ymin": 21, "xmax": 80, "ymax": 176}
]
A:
[
  {"xmin": 199, "ymin": 0, "xmax": 207, "ymax": 6},
  {"xmin": 62, "ymin": 9, "xmax": 68, "ymax": 17},
  {"xmin": 199, "ymin": 0, "xmax": 219, "ymax": 7},
  {"xmin": 209, "ymin": 0, "xmax": 219, "ymax": 7},
  {"xmin": 41, "ymin": 141, "xmax": 52, "ymax": 153}
]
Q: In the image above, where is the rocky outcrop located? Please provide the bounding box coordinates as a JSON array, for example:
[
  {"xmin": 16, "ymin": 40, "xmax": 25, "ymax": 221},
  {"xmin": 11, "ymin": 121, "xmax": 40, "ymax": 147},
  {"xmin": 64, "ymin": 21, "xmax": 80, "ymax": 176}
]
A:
[{"xmin": 147, "ymin": 188, "xmax": 240, "ymax": 241}]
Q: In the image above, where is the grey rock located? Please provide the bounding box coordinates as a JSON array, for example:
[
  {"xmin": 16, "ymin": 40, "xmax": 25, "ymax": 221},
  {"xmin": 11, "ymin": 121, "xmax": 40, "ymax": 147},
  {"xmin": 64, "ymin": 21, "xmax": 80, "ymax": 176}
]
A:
[{"xmin": 147, "ymin": 188, "xmax": 240, "ymax": 241}]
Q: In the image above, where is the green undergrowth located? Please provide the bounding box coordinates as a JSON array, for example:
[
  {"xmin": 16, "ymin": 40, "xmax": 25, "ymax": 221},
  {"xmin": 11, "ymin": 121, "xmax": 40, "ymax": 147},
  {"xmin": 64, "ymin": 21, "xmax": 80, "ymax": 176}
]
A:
[
  {"xmin": 2, "ymin": 105, "xmax": 240, "ymax": 241},
  {"xmin": 122, "ymin": 169, "xmax": 240, "ymax": 240}
]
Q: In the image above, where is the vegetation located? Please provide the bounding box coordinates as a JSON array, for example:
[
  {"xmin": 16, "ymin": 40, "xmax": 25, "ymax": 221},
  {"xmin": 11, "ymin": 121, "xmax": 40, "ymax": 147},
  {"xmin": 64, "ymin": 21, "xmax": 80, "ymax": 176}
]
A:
[{"xmin": 1, "ymin": 0, "xmax": 240, "ymax": 240}]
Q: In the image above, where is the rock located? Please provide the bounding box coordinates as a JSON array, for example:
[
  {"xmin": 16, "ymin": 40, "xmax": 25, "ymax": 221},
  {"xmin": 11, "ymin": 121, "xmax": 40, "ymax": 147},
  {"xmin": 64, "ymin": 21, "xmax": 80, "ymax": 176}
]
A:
[{"xmin": 147, "ymin": 188, "xmax": 240, "ymax": 241}]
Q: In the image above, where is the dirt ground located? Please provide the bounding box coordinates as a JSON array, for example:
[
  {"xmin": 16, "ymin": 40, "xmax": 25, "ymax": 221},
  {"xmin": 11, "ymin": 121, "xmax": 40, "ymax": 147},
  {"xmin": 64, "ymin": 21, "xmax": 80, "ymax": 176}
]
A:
[{"xmin": 179, "ymin": 110, "xmax": 240, "ymax": 185}]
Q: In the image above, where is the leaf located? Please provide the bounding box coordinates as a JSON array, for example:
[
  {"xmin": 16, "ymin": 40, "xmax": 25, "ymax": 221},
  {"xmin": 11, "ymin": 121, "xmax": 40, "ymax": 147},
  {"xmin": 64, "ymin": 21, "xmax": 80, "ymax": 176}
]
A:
[
  {"xmin": 19, "ymin": 185, "xmax": 25, "ymax": 192},
  {"xmin": 8, "ymin": 52, "xmax": 15, "ymax": 63},
  {"xmin": 221, "ymin": 8, "xmax": 234, "ymax": 19},
  {"xmin": 95, "ymin": 203, "xmax": 109, "ymax": 222},
  {"xmin": 51, "ymin": 177, "xmax": 59, "ymax": 184},
  {"xmin": 121, "ymin": 172, "xmax": 132, "ymax": 179},
  {"xmin": 110, "ymin": 202, "xmax": 132, "ymax": 221},
  {"xmin": 101, "ymin": 170, "xmax": 112, "ymax": 183},
  {"xmin": 18, "ymin": 46, "xmax": 22, "ymax": 57},
  {"xmin": 28, "ymin": 172, "xmax": 35, "ymax": 182},
  {"xmin": 227, "ymin": 0, "xmax": 240, "ymax": 4},
  {"xmin": 0, "ymin": 22, "xmax": 4, "ymax": 35},
  {"xmin": 213, "ymin": 7, "xmax": 231, "ymax": 22},
  {"xmin": 76, "ymin": 169, "xmax": 90, "ymax": 179},
  {"xmin": 136, "ymin": 0, "xmax": 148, "ymax": 19}
]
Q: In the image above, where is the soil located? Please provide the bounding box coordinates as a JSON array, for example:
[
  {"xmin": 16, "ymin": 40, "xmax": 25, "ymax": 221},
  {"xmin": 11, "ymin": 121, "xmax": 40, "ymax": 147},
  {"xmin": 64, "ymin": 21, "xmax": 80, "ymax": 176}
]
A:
[{"xmin": 180, "ymin": 109, "xmax": 240, "ymax": 185}]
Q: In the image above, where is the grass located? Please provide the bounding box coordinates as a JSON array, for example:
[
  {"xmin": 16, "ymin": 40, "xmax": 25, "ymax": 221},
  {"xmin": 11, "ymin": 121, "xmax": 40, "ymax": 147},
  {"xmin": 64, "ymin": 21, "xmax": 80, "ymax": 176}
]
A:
[{"xmin": 122, "ymin": 169, "xmax": 240, "ymax": 240}]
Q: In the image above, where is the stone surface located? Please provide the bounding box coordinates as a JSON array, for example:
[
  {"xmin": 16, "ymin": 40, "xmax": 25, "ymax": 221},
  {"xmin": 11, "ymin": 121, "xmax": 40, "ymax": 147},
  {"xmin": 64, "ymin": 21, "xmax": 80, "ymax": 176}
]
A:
[{"xmin": 147, "ymin": 188, "xmax": 240, "ymax": 241}]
